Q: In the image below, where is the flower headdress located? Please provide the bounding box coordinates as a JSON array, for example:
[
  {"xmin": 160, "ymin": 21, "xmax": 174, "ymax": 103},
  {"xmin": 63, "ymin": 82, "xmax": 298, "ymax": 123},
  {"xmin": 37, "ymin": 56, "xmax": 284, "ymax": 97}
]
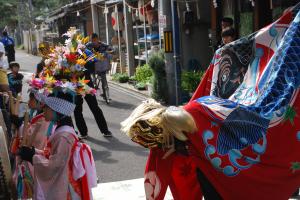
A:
[{"xmin": 29, "ymin": 27, "xmax": 97, "ymax": 99}]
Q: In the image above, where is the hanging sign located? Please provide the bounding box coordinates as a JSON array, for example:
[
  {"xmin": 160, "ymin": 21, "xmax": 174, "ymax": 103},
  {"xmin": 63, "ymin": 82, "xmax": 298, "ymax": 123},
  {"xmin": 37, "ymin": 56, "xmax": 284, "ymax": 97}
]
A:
[
  {"xmin": 164, "ymin": 31, "xmax": 173, "ymax": 53},
  {"xmin": 159, "ymin": 15, "xmax": 166, "ymax": 28}
]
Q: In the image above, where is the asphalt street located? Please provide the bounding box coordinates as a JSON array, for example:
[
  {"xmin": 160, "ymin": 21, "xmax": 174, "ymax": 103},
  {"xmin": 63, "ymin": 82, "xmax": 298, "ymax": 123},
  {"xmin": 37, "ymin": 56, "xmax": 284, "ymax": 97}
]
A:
[{"xmin": 14, "ymin": 50, "xmax": 148, "ymax": 183}]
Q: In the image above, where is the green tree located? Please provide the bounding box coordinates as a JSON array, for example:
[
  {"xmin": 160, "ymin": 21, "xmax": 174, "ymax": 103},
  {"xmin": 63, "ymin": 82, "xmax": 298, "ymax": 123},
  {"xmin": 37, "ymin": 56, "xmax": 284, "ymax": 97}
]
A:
[
  {"xmin": 0, "ymin": 0, "xmax": 72, "ymax": 29},
  {"xmin": 32, "ymin": 0, "xmax": 71, "ymax": 19},
  {"xmin": 0, "ymin": 0, "xmax": 18, "ymax": 28}
]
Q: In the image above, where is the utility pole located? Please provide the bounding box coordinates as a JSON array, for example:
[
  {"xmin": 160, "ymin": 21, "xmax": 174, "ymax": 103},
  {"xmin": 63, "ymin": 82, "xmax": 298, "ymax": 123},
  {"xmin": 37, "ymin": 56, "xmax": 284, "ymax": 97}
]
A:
[
  {"xmin": 171, "ymin": 0, "xmax": 181, "ymax": 105},
  {"xmin": 123, "ymin": 0, "xmax": 135, "ymax": 76},
  {"xmin": 160, "ymin": 0, "xmax": 176, "ymax": 105}
]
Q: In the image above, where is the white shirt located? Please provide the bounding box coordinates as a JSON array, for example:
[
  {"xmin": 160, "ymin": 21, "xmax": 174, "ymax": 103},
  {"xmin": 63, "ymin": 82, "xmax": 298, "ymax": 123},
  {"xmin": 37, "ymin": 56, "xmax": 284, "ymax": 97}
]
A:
[{"xmin": 0, "ymin": 42, "xmax": 7, "ymax": 68}]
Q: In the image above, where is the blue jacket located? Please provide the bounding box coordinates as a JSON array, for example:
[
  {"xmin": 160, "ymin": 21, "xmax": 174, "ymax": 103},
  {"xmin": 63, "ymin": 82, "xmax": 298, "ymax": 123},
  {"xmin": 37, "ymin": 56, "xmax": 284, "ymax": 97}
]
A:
[{"xmin": 1, "ymin": 36, "xmax": 14, "ymax": 47}]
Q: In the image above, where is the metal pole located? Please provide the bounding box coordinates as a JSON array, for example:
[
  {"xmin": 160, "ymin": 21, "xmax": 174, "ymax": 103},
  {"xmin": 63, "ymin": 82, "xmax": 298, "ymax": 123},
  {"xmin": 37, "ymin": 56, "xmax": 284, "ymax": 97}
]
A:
[
  {"xmin": 171, "ymin": 0, "xmax": 181, "ymax": 105},
  {"xmin": 123, "ymin": 0, "xmax": 135, "ymax": 76},
  {"xmin": 105, "ymin": 5, "xmax": 109, "ymax": 44},
  {"xmin": 91, "ymin": 1, "xmax": 99, "ymax": 35},
  {"xmin": 160, "ymin": 0, "xmax": 175, "ymax": 105},
  {"xmin": 158, "ymin": 1, "xmax": 162, "ymax": 50},
  {"xmin": 135, "ymin": 18, "xmax": 141, "ymax": 67},
  {"xmin": 143, "ymin": 0, "xmax": 148, "ymax": 63},
  {"xmin": 116, "ymin": 4, "xmax": 123, "ymax": 73}
]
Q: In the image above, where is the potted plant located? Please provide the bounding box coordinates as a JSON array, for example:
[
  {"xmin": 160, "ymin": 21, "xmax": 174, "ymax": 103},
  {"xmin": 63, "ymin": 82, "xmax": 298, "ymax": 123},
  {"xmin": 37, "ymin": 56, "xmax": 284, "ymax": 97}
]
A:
[
  {"xmin": 118, "ymin": 73, "xmax": 129, "ymax": 83},
  {"xmin": 148, "ymin": 51, "xmax": 168, "ymax": 103},
  {"xmin": 112, "ymin": 73, "xmax": 129, "ymax": 83},
  {"xmin": 135, "ymin": 82, "xmax": 147, "ymax": 90},
  {"xmin": 135, "ymin": 64, "xmax": 153, "ymax": 84},
  {"xmin": 112, "ymin": 73, "xmax": 121, "ymax": 81},
  {"xmin": 181, "ymin": 70, "xmax": 205, "ymax": 97},
  {"xmin": 128, "ymin": 75, "xmax": 137, "ymax": 85}
]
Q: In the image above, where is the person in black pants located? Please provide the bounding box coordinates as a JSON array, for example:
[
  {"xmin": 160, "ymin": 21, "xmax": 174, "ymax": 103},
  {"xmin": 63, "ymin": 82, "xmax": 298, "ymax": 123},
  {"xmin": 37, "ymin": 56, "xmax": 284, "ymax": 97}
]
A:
[
  {"xmin": 196, "ymin": 168, "xmax": 223, "ymax": 200},
  {"xmin": 175, "ymin": 139, "xmax": 222, "ymax": 199},
  {"xmin": 74, "ymin": 59, "xmax": 112, "ymax": 138}
]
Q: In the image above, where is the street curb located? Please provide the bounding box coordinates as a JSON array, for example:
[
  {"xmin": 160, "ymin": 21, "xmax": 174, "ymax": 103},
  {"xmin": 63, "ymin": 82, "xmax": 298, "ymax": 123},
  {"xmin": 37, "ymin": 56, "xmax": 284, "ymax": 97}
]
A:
[{"xmin": 108, "ymin": 80, "xmax": 150, "ymax": 99}]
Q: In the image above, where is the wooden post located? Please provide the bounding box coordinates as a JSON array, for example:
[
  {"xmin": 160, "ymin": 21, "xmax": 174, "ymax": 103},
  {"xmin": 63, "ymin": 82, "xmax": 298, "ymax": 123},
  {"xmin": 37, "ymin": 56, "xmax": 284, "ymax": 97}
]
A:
[
  {"xmin": 210, "ymin": 0, "xmax": 223, "ymax": 51},
  {"xmin": 22, "ymin": 111, "xmax": 29, "ymax": 146},
  {"xmin": 8, "ymin": 92, "xmax": 14, "ymax": 115},
  {"xmin": 254, "ymin": 0, "xmax": 272, "ymax": 31}
]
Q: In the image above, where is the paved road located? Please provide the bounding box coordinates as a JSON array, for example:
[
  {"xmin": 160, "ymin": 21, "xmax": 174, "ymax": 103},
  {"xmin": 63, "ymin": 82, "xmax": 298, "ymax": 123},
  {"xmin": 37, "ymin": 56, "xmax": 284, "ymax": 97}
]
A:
[{"xmin": 14, "ymin": 50, "xmax": 148, "ymax": 183}]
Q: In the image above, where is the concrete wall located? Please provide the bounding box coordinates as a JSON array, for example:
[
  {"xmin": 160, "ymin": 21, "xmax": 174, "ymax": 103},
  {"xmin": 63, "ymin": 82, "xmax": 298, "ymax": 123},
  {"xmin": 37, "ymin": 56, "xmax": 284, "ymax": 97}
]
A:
[
  {"xmin": 23, "ymin": 30, "xmax": 45, "ymax": 55},
  {"xmin": 23, "ymin": 31, "xmax": 29, "ymax": 52},
  {"xmin": 179, "ymin": 0, "xmax": 212, "ymax": 71}
]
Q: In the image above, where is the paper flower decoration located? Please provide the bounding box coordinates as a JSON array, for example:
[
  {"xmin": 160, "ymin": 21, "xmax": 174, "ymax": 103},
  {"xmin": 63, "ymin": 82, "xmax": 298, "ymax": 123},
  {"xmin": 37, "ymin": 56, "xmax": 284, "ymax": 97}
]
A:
[
  {"xmin": 30, "ymin": 27, "xmax": 98, "ymax": 98},
  {"xmin": 76, "ymin": 59, "xmax": 86, "ymax": 66},
  {"xmin": 65, "ymin": 53, "xmax": 78, "ymax": 64}
]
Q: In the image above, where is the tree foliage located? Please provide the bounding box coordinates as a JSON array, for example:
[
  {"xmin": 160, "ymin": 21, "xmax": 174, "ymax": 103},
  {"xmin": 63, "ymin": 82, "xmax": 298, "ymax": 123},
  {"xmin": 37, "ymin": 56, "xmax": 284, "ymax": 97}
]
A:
[
  {"xmin": 0, "ymin": 0, "xmax": 72, "ymax": 29},
  {"xmin": 0, "ymin": 0, "xmax": 18, "ymax": 29},
  {"xmin": 32, "ymin": 0, "xmax": 72, "ymax": 19}
]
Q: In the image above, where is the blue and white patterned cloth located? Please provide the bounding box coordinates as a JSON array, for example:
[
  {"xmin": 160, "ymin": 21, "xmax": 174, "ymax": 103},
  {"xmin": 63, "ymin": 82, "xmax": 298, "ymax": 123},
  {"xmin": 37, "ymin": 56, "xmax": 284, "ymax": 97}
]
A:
[{"xmin": 44, "ymin": 97, "xmax": 76, "ymax": 116}]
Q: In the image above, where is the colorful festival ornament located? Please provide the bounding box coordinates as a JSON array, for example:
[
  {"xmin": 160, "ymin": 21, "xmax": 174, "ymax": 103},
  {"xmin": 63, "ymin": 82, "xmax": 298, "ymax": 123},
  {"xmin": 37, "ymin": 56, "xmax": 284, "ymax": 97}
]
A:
[{"xmin": 30, "ymin": 27, "xmax": 97, "ymax": 98}]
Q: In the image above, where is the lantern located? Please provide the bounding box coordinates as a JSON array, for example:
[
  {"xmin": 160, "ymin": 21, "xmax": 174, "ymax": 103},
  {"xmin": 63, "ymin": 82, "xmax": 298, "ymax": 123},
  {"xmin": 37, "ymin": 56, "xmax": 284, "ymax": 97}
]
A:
[
  {"xmin": 138, "ymin": 0, "xmax": 153, "ymax": 22},
  {"xmin": 111, "ymin": 12, "xmax": 124, "ymax": 31}
]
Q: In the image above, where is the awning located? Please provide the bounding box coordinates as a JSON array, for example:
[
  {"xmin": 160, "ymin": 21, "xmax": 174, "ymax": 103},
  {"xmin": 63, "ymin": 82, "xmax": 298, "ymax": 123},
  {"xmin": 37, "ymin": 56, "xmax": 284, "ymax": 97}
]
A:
[
  {"xmin": 45, "ymin": 12, "xmax": 67, "ymax": 23},
  {"xmin": 46, "ymin": 0, "xmax": 89, "ymax": 23},
  {"xmin": 91, "ymin": 0, "xmax": 106, "ymax": 4},
  {"xmin": 62, "ymin": 0, "xmax": 89, "ymax": 9},
  {"xmin": 105, "ymin": 0, "xmax": 123, "ymax": 5}
]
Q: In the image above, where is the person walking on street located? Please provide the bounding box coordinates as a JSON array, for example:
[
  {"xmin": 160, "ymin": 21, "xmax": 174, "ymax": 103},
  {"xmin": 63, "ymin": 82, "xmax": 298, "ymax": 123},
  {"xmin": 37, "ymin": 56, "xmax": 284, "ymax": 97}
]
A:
[
  {"xmin": 74, "ymin": 49, "xmax": 112, "ymax": 139},
  {"xmin": 87, "ymin": 33, "xmax": 112, "ymax": 55},
  {"xmin": 1, "ymin": 31, "xmax": 15, "ymax": 64},
  {"xmin": 86, "ymin": 33, "xmax": 113, "ymax": 101}
]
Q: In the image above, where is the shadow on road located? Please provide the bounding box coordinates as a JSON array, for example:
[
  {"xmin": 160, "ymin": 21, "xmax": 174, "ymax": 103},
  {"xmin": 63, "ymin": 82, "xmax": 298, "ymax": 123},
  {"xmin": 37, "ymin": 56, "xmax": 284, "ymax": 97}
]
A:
[
  {"xmin": 98, "ymin": 100, "xmax": 137, "ymax": 110},
  {"xmin": 90, "ymin": 148, "xmax": 118, "ymax": 164},
  {"xmin": 87, "ymin": 136, "xmax": 149, "ymax": 159}
]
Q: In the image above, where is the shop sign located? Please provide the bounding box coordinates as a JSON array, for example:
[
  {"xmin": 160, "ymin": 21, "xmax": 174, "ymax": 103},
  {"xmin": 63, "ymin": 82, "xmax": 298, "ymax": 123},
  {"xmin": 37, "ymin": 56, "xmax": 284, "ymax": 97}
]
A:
[{"xmin": 159, "ymin": 15, "xmax": 167, "ymax": 28}]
